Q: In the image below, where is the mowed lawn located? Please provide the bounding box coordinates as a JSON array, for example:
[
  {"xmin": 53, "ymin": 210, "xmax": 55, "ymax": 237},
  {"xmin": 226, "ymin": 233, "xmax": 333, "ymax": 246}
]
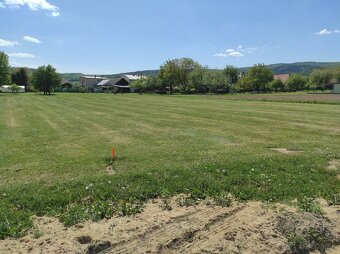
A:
[{"xmin": 0, "ymin": 93, "xmax": 339, "ymax": 238}]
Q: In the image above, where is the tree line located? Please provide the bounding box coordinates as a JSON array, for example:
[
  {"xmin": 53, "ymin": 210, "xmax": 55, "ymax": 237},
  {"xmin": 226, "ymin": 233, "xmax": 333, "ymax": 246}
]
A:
[
  {"xmin": 132, "ymin": 58, "xmax": 340, "ymax": 94},
  {"xmin": 1, "ymin": 51, "xmax": 340, "ymax": 95},
  {"xmin": 0, "ymin": 51, "xmax": 61, "ymax": 94}
]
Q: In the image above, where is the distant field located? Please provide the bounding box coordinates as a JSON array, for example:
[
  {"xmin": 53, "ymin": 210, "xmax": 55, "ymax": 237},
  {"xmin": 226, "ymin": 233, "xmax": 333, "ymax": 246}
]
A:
[{"xmin": 0, "ymin": 93, "xmax": 339, "ymax": 239}]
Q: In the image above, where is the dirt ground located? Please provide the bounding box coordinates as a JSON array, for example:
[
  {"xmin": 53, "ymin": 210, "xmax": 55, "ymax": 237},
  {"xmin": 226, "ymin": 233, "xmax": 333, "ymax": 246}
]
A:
[{"xmin": 0, "ymin": 198, "xmax": 339, "ymax": 254}]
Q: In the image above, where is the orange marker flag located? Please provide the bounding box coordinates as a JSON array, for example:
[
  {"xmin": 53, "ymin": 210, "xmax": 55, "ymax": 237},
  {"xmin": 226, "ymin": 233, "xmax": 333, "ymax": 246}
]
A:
[{"xmin": 111, "ymin": 147, "xmax": 115, "ymax": 159}]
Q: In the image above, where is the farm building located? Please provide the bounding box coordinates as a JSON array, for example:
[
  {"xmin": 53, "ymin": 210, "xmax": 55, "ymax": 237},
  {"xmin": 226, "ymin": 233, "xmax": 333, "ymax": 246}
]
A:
[
  {"xmin": 80, "ymin": 75, "xmax": 109, "ymax": 92},
  {"xmin": 60, "ymin": 79, "xmax": 73, "ymax": 92},
  {"xmin": 123, "ymin": 74, "xmax": 146, "ymax": 83},
  {"xmin": 273, "ymin": 74, "xmax": 290, "ymax": 83},
  {"xmin": 96, "ymin": 77, "xmax": 133, "ymax": 93},
  {"xmin": 0, "ymin": 85, "xmax": 25, "ymax": 93},
  {"xmin": 334, "ymin": 84, "xmax": 340, "ymax": 94}
]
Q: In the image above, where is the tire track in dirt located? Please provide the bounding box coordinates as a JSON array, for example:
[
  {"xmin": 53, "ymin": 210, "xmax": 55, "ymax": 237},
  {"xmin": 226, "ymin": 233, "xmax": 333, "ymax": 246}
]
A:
[
  {"xmin": 1, "ymin": 199, "xmax": 339, "ymax": 254},
  {"xmin": 107, "ymin": 205, "xmax": 245, "ymax": 253}
]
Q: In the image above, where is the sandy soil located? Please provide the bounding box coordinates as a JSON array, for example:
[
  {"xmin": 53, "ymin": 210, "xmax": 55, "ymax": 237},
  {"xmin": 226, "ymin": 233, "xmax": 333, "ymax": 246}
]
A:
[
  {"xmin": 327, "ymin": 159, "xmax": 340, "ymax": 180},
  {"xmin": 328, "ymin": 160, "xmax": 340, "ymax": 171},
  {"xmin": 0, "ymin": 198, "xmax": 339, "ymax": 254},
  {"xmin": 272, "ymin": 148, "xmax": 301, "ymax": 155}
]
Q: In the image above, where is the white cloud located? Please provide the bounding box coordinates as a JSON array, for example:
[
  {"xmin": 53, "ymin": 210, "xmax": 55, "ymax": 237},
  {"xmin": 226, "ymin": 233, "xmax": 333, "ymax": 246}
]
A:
[
  {"xmin": 229, "ymin": 51, "xmax": 244, "ymax": 57},
  {"xmin": 315, "ymin": 28, "xmax": 333, "ymax": 35},
  {"xmin": 215, "ymin": 50, "xmax": 244, "ymax": 58},
  {"xmin": 215, "ymin": 44, "xmax": 262, "ymax": 58},
  {"xmin": 0, "ymin": 38, "xmax": 19, "ymax": 46},
  {"xmin": 0, "ymin": 2, "xmax": 5, "ymax": 7},
  {"xmin": 1, "ymin": 0, "xmax": 60, "ymax": 16},
  {"xmin": 23, "ymin": 35, "xmax": 41, "ymax": 43},
  {"xmin": 9, "ymin": 60, "xmax": 36, "ymax": 68},
  {"xmin": 214, "ymin": 53, "xmax": 228, "ymax": 57},
  {"xmin": 7, "ymin": 52, "xmax": 35, "ymax": 58},
  {"xmin": 334, "ymin": 29, "xmax": 340, "ymax": 33}
]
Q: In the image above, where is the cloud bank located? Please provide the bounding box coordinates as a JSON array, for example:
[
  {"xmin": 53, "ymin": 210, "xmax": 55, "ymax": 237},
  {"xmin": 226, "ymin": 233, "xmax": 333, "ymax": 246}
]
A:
[
  {"xmin": 7, "ymin": 52, "xmax": 35, "ymax": 58},
  {"xmin": 0, "ymin": 38, "xmax": 20, "ymax": 47},
  {"xmin": 214, "ymin": 45, "xmax": 259, "ymax": 58},
  {"xmin": 0, "ymin": 0, "xmax": 60, "ymax": 16}
]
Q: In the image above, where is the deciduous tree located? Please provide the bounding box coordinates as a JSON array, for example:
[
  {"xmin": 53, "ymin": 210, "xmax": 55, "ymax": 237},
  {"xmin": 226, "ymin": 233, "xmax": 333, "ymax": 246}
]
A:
[
  {"xmin": 309, "ymin": 69, "xmax": 332, "ymax": 91},
  {"xmin": 11, "ymin": 68, "xmax": 29, "ymax": 91},
  {"xmin": 202, "ymin": 70, "xmax": 229, "ymax": 93},
  {"xmin": 0, "ymin": 51, "xmax": 11, "ymax": 87},
  {"xmin": 237, "ymin": 64, "xmax": 273, "ymax": 93},
  {"xmin": 32, "ymin": 65, "xmax": 62, "ymax": 95},
  {"xmin": 285, "ymin": 74, "xmax": 308, "ymax": 91},
  {"xmin": 269, "ymin": 79, "xmax": 285, "ymax": 92},
  {"xmin": 223, "ymin": 66, "xmax": 239, "ymax": 92},
  {"xmin": 158, "ymin": 59, "xmax": 181, "ymax": 94},
  {"xmin": 188, "ymin": 66, "xmax": 208, "ymax": 93}
]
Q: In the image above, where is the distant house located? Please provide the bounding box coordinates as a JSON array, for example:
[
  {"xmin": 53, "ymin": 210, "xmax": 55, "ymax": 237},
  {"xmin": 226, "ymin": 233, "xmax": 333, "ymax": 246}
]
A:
[
  {"xmin": 80, "ymin": 74, "xmax": 145, "ymax": 93},
  {"xmin": 96, "ymin": 78, "xmax": 130, "ymax": 93},
  {"xmin": 1, "ymin": 85, "xmax": 25, "ymax": 93},
  {"xmin": 273, "ymin": 74, "xmax": 290, "ymax": 83},
  {"xmin": 60, "ymin": 79, "xmax": 73, "ymax": 92},
  {"xmin": 80, "ymin": 76, "xmax": 109, "ymax": 92},
  {"xmin": 123, "ymin": 74, "xmax": 146, "ymax": 83}
]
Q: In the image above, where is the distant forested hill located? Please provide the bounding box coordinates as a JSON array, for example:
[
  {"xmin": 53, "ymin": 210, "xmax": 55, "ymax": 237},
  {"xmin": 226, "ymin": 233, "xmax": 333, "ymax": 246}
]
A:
[
  {"xmin": 122, "ymin": 62, "xmax": 340, "ymax": 77},
  {"xmin": 239, "ymin": 62, "xmax": 340, "ymax": 75}
]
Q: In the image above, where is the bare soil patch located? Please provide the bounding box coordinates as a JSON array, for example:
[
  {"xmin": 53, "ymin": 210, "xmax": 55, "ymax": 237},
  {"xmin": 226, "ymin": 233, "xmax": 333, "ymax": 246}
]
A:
[
  {"xmin": 272, "ymin": 148, "xmax": 301, "ymax": 155},
  {"xmin": 328, "ymin": 160, "xmax": 340, "ymax": 171},
  {"xmin": 0, "ymin": 199, "xmax": 339, "ymax": 254},
  {"xmin": 105, "ymin": 165, "xmax": 116, "ymax": 175}
]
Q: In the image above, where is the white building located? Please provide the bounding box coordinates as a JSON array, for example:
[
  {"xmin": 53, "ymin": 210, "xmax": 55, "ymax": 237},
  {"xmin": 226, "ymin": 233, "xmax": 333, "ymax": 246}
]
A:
[{"xmin": 0, "ymin": 85, "xmax": 25, "ymax": 93}]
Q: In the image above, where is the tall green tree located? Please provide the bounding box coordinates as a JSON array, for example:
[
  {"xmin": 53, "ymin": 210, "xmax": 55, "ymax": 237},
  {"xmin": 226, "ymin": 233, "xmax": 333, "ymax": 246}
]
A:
[
  {"xmin": 158, "ymin": 58, "xmax": 200, "ymax": 94},
  {"xmin": 247, "ymin": 64, "xmax": 273, "ymax": 93},
  {"xmin": 177, "ymin": 58, "xmax": 200, "ymax": 93},
  {"xmin": 309, "ymin": 69, "xmax": 332, "ymax": 91},
  {"xmin": 269, "ymin": 79, "xmax": 285, "ymax": 92},
  {"xmin": 32, "ymin": 65, "xmax": 62, "ymax": 95},
  {"xmin": 11, "ymin": 68, "xmax": 29, "ymax": 91},
  {"xmin": 0, "ymin": 51, "xmax": 11, "ymax": 87},
  {"xmin": 285, "ymin": 74, "xmax": 308, "ymax": 91},
  {"xmin": 237, "ymin": 64, "xmax": 273, "ymax": 93},
  {"xmin": 202, "ymin": 70, "xmax": 229, "ymax": 93},
  {"xmin": 158, "ymin": 59, "xmax": 181, "ymax": 94},
  {"xmin": 188, "ymin": 66, "xmax": 208, "ymax": 93},
  {"xmin": 236, "ymin": 73, "xmax": 253, "ymax": 92},
  {"xmin": 223, "ymin": 66, "xmax": 239, "ymax": 92}
]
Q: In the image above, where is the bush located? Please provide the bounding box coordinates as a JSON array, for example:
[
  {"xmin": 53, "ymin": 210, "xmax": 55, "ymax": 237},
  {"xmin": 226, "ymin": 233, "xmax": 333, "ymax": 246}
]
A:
[
  {"xmin": 285, "ymin": 74, "xmax": 308, "ymax": 91},
  {"xmin": 269, "ymin": 79, "xmax": 285, "ymax": 92}
]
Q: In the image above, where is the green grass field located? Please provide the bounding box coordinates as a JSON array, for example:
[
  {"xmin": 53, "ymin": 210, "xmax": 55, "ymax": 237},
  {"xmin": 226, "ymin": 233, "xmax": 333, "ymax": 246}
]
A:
[{"xmin": 0, "ymin": 93, "xmax": 339, "ymax": 239}]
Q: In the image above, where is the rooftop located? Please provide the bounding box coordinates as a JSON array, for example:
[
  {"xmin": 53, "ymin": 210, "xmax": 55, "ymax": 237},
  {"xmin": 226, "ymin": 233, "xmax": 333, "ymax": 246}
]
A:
[
  {"xmin": 124, "ymin": 74, "xmax": 146, "ymax": 80},
  {"xmin": 81, "ymin": 75, "xmax": 109, "ymax": 80}
]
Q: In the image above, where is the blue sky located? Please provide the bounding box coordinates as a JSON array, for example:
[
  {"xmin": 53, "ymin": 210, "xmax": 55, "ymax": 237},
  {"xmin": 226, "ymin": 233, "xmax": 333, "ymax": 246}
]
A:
[{"xmin": 0, "ymin": 0, "xmax": 339, "ymax": 74}]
